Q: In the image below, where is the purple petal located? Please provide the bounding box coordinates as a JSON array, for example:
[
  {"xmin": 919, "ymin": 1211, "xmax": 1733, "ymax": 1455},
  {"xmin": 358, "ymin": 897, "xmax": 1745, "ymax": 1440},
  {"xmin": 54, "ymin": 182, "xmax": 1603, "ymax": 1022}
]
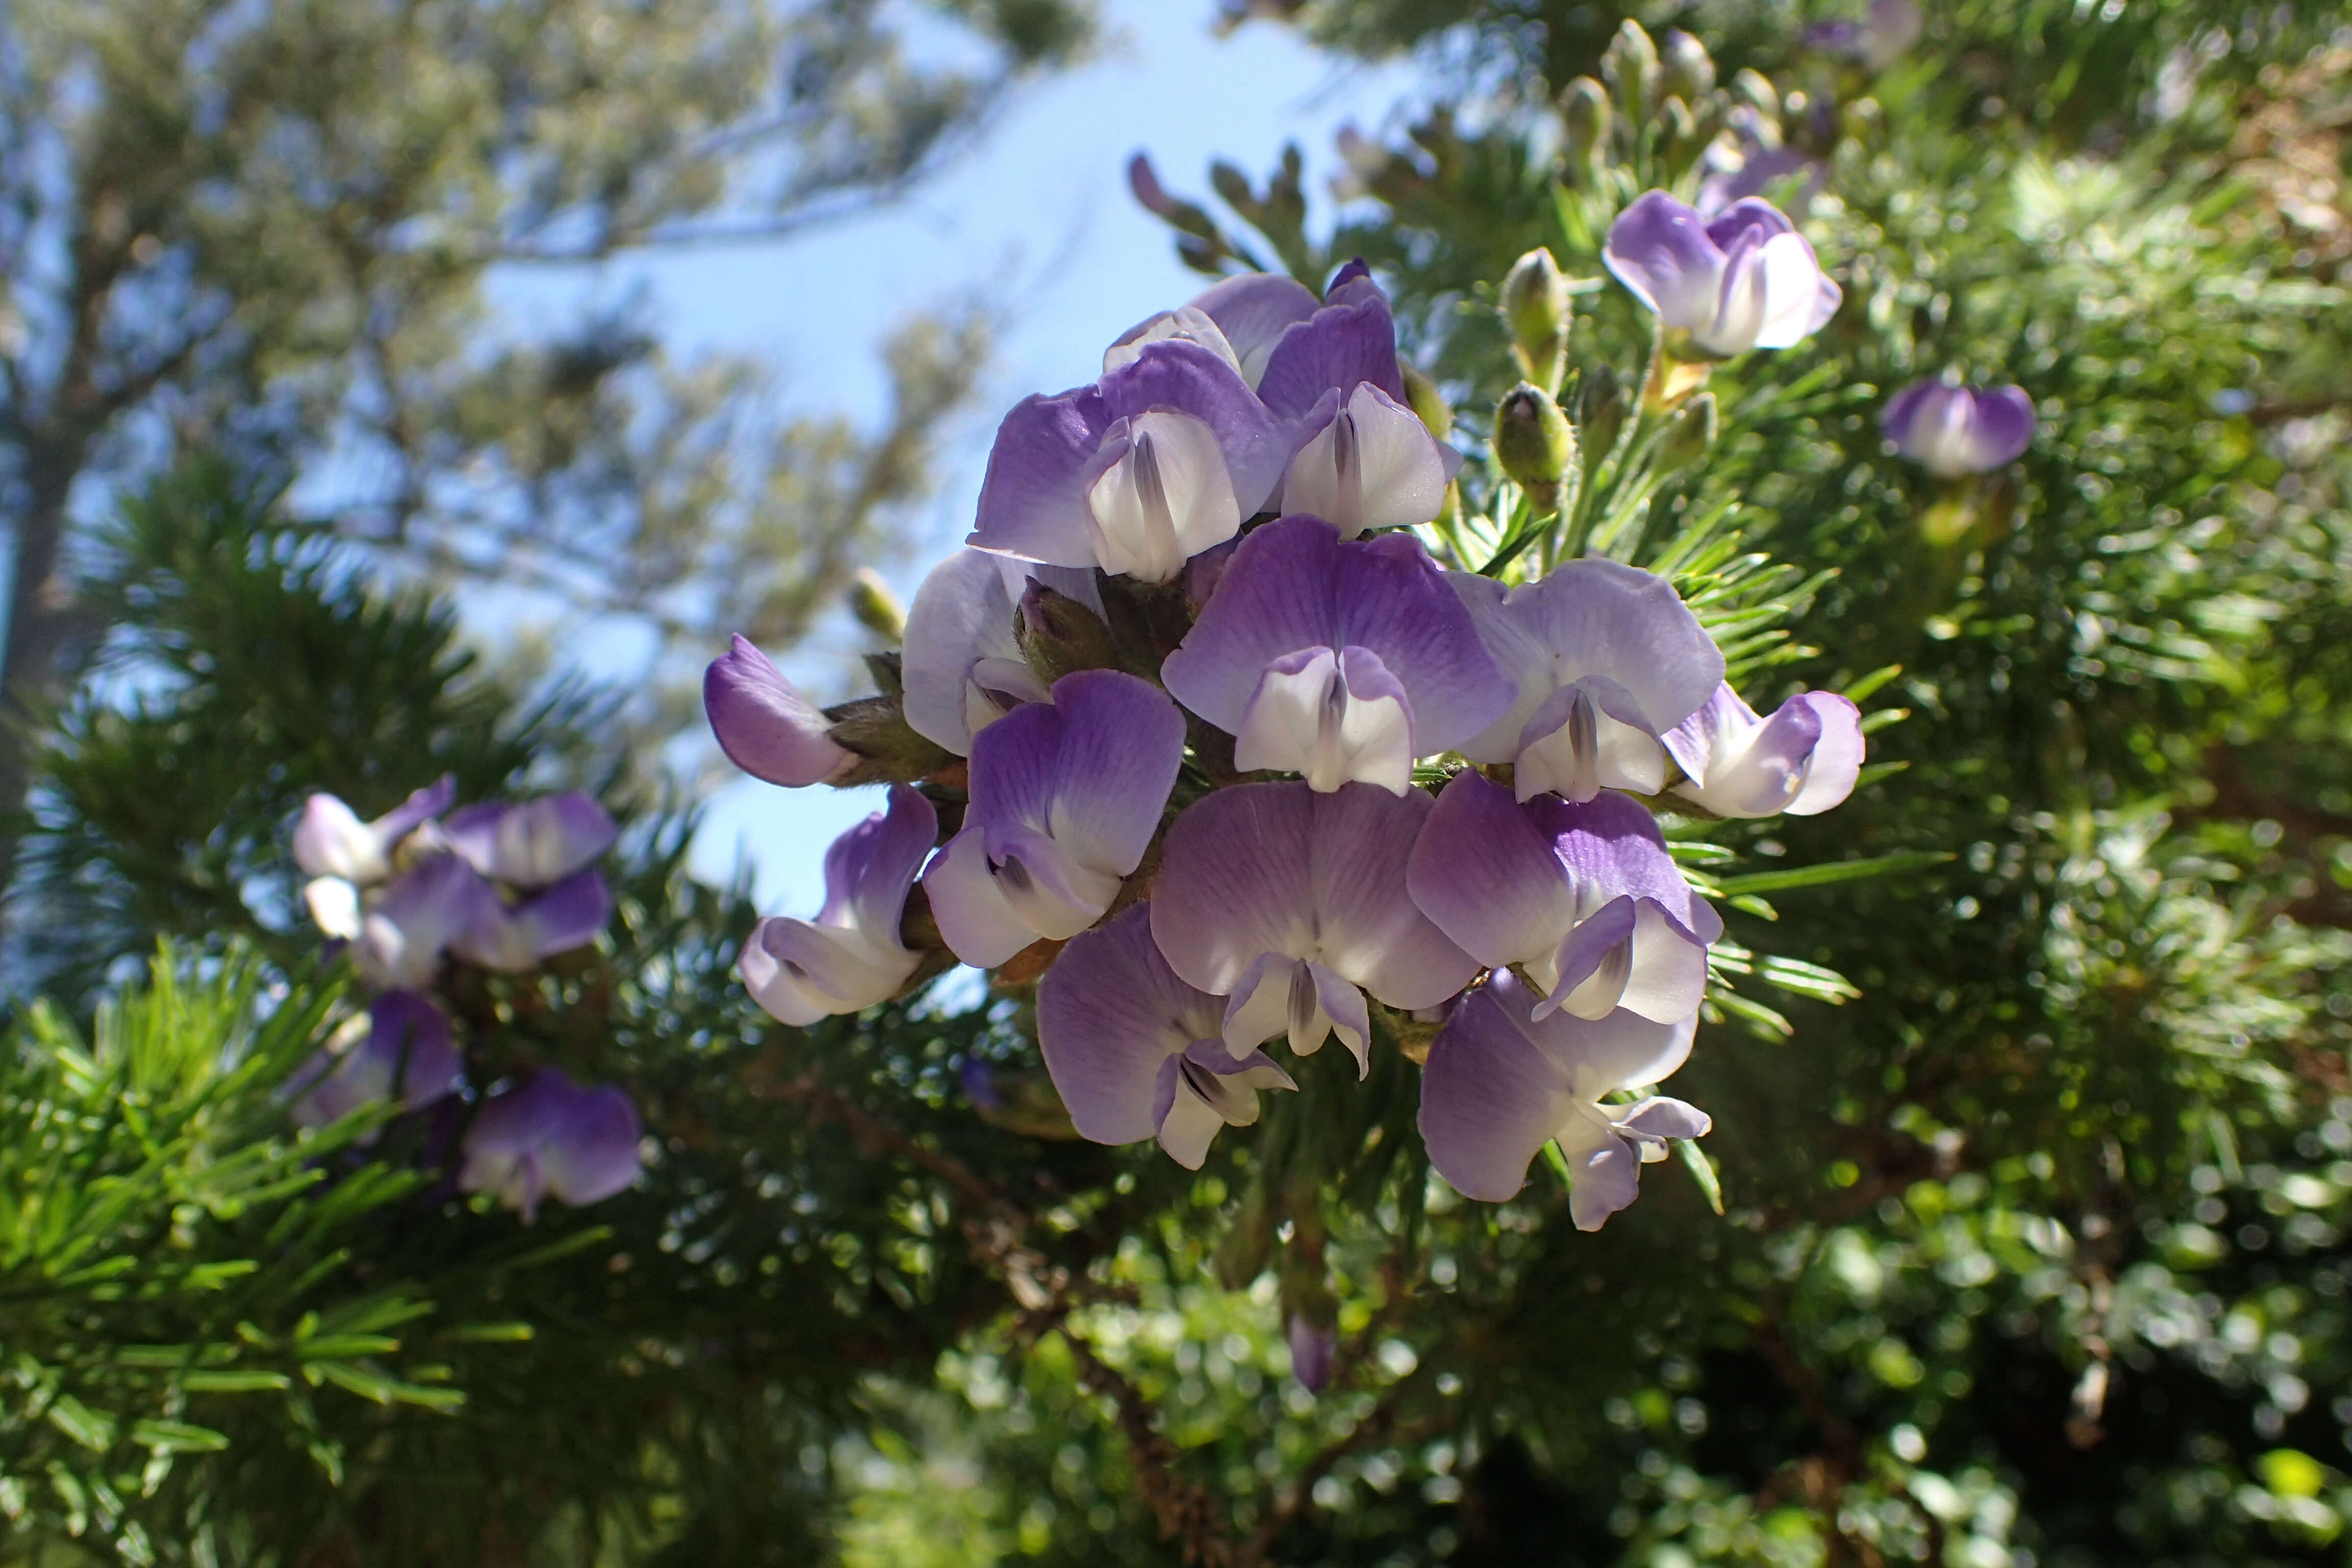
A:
[
  {"xmin": 1668, "ymin": 684, "xmax": 1864, "ymax": 818},
  {"xmin": 704, "ymin": 635, "xmax": 852, "ymax": 787},
  {"xmin": 742, "ymin": 786, "xmax": 934, "ymax": 1019},
  {"xmin": 1785, "ymin": 693, "xmax": 1866, "ymax": 815},
  {"xmin": 922, "ymin": 829, "xmax": 1047, "ymax": 968},
  {"xmin": 1037, "ymin": 903, "xmax": 1229, "ymax": 1146},
  {"xmin": 1417, "ymin": 974, "xmax": 1576, "ymax": 1202},
  {"xmin": 965, "ymin": 670, "xmax": 1186, "ymax": 878},
  {"xmin": 971, "ymin": 341, "xmax": 1289, "ymax": 569},
  {"xmin": 1603, "ymin": 191, "xmax": 1726, "ymax": 331},
  {"xmin": 1558, "ymin": 1115, "xmax": 1644, "ymax": 1231},
  {"xmin": 1162, "ymin": 516, "xmax": 1515, "ymax": 755},
  {"xmin": 374, "ymin": 776, "xmax": 457, "ymax": 848},
  {"xmin": 443, "ymin": 793, "xmax": 616, "ymax": 889},
  {"xmin": 1151, "ymin": 780, "xmax": 1478, "ymax": 1011},
  {"xmin": 1701, "ymin": 197, "xmax": 1798, "ymax": 254},
  {"xmin": 1884, "ymin": 380, "xmax": 2033, "ymax": 477},
  {"xmin": 1287, "ymin": 1312, "xmax": 1336, "ymax": 1392},
  {"xmin": 1525, "ymin": 791, "xmax": 1714, "ymax": 936},
  {"xmin": 289, "ymin": 991, "xmax": 462, "ymax": 1128},
  {"xmin": 461, "ymin": 1070, "xmax": 641, "ymax": 1218},
  {"xmin": 1188, "ymin": 273, "xmax": 1320, "ymax": 386},
  {"xmin": 1454, "ymin": 560, "xmax": 1723, "ymax": 763},
  {"xmin": 1620, "ymin": 1096, "xmax": 1711, "ymax": 1141},
  {"xmin": 519, "ymin": 869, "xmax": 612, "ymax": 956},
  {"xmin": 354, "ymin": 855, "xmax": 496, "ymax": 990},
  {"xmin": 820, "ymin": 784, "xmax": 939, "ymax": 932},
  {"xmin": 902, "ymin": 550, "xmax": 1023, "ymax": 756},
  {"xmin": 1970, "ymin": 385, "xmax": 2038, "ymax": 468},
  {"xmin": 1407, "ymin": 770, "xmax": 1580, "ymax": 968},
  {"xmin": 1255, "ymin": 283, "xmax": 1408, "ymax": 424}
]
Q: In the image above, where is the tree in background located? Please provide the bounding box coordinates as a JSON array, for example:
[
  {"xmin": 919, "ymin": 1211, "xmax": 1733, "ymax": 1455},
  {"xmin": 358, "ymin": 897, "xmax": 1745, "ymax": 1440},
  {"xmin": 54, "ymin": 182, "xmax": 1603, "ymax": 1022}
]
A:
[{"xmin": 0, "ymin": 0, "xmax": 1096, "ymax": 907}]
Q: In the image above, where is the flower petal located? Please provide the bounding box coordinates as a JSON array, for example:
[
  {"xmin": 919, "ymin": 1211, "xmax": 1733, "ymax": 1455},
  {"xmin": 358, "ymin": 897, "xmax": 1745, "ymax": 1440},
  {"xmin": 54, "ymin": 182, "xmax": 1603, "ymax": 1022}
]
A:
[
  {"xmin": 1418, "ymin": 974, "xmax": 1576, "ymax": 1202},
  {"xmin": 1407, "ymin": 770, "xmax": 1578, "ymax": 968},
  {"xmin": 820, "ymin": 785, "xmax": 940, "ymax": 935},
  {"xmin": 1784, "ymin": 692, "xmax": 1866, "ymax": 815},
  {"xmin": 293, "ymin": 794, "xmax": 385, "ymax": 883},
  {"xmin": 1280, "ymin": 383, "xmax": 1450, "ymax": 535},
  {"xmin": 1037, "ymin": 903, "xmax": 1226, "ymax": 1146},
  {"xmin": 443, "ymin": 793, "xmax": 617, "ymax": 889},
  {"xmin": 1162, "ymin": 516, "xmax": 1514, "ymax": 754},
  {"xmin": 921, "ymin": 828, "xmax": 1044, "ymax": 970},
  {"xmin": 1254, "ymin": 280, "xmax": 1408, "ymax": 423},
  {"xmin": 1603, "ymin": 191, "xmax": 1726, "ymax": 331},
  {"xmin": 705, "ymin": 636, "xmax": 853, "ymax": 787},
  {"xmin": 1188, "ymin": 273, "xmax": 1321, "ymax": 386},
  {"xmin": 903, "ymin": 550, "xmax": 1032, "ymax": 756}
]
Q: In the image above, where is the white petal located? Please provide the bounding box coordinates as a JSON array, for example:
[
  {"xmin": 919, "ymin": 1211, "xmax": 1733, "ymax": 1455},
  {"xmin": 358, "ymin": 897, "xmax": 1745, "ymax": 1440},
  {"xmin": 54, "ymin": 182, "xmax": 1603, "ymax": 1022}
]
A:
[
  {"xmin": 1280, "ymin": 384, "xmax": 1449, "ymax": 536},
  {"xmin": 1086, "ymin": 409, "xmax": 1241, "ymax": 582},
  {"xmin": 305, "ymin": 876, "xmax": 363, "ymax": 941},
  {"xmin": 1156, "ymin": 1070, "xmax": 1229, "ymax": 1169},
  {"xmin": 1233, "ymin": 647, "xmax": 1415, "ymax": 794}
]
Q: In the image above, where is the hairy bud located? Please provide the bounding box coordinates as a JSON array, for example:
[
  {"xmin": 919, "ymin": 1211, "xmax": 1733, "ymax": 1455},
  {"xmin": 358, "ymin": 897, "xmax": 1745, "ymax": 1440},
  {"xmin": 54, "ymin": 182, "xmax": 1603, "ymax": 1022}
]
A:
[
  {"xmin": 1603, "ymin": 20, "xmax": 1660, "ymax": 125},
  {"xmin": 1575, "ymin": 365, "xmax": 1627, "ymax": 474},
  {"xmin": 1558, "ymin": 77, "xmax": 1612, "ymax": 185},
  {"xmin": 1659, "ymin": 29, "xmax": 1717, "ymax": 103},
  {"xmin": 1656, "ymin": 391, "xmax": 1719, "ymax": 472},
  {"xmin": 1494, "ymin": 383, "xmax": 1576, "ymax": 510},
  {"xmin": 1399, "ymin": 361, "xmax": 1453, "ymax": 440},
  {"xmin": 1014, "ymin": 580, "xmax": 1119, "ymax": 684},
  {"xmin": 1499, "ymin": 248, "xmax": 1573, "ymax": 393},
  {"xmin": 846, "ymin": 568, "xmax": 905, "ymax": 640}
]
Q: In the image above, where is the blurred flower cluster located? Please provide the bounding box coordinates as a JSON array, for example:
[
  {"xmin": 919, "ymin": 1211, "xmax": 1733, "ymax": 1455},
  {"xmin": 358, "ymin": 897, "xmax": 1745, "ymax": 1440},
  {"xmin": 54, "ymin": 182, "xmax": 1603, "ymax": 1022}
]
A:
[{"xmin": 289, "ymin": 780, "xmax": 639, "ymax": 1218}]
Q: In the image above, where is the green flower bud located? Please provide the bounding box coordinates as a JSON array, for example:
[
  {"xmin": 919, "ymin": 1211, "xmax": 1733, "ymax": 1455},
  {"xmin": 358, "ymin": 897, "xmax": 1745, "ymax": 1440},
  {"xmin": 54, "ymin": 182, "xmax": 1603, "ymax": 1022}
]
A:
[
  {"xmin": 1731, "ymin": 68, "xmax": 1781, "ymax": 120},
  {"xmin": 822, "ymin": 693, "xmax": 955, "ymax": 787},
  {"xmin": 1558, "ymin": 77, "xmax": 1612, "ymax": 184},
  {"xmin": 1659, "ymin": 96, "xmax": 1704, "ymax": 183},
  {"xmin": 1400, "ymin": 361, "xmax": 1453, "ymax": 439},
  {"xmin": 1656, "ymin": 390, "xmax": 1719, "ymax": 472},
  {"xmin": 846, "ymin": 567, "xmax": 904, "ymax": 640},
  {"xmin": 1014, "ymin": 580, "xmax": 1118, "ymax": 684},
  {"xmin": 1659, "ymin": 29, "xmax": 1717, "ymax": 103},
  {"xmin": 1603, "ymin": 20, "xmax": 1659, "ymax": 125},
  {"xmin": 1575, "ymin": 365, "xmax": 1627, "ymax": 474},
  {"xmin": 1494, "ymin": 382, "xmax": 1576, "ymax": 510},
  {"xmin": 1499, "ymin": 248, "xmax": 1573, "ymax": 393}
]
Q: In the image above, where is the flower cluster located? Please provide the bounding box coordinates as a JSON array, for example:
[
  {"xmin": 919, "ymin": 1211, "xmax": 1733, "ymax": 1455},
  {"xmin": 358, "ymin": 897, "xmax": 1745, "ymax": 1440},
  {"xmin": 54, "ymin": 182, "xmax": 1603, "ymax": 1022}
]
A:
[
  {"xmin": 288, "ymin": 780, "xmax": 639, "ymax": 1218},
  {"xmin": 708, "ymin": 211, "xmax": 1890, "ymax": 1231}
]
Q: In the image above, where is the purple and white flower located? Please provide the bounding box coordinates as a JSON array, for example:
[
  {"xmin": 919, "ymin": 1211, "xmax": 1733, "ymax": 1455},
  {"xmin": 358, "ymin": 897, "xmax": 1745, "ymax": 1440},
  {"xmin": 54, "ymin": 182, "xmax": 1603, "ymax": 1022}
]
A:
[
  {"xmin": 1150, "ymin": 781, "xmax": 1479, "ymax": 1074},
  {"xmin": 741, "ymin": 785, "xmax": 938, "ymax": 1024},
  {"xmin": 924, "ymin": 671, "xmax": 1186, "ymax": 967},
  {"xmin": 459, "ymin": 1069, "xmax": 642, "ymax": 1220},
  {"xmin": 1037, "ymin": 903, "xmax": 1296, "ymax": 1168},
  {"xmin": 1114, "ymin": 273, "xmax": 1319, "ymax": 391},
  {"xmin": 1881, "ymin": 379, "xmax": 2037, "ymax": 478},
  {"xmin": 295, "ymin": 776, "xmax": 457, "ymax": 936},
  {"xmin": 1161, "ymin": 516, "xmax": 1515, "ymax": 794},
  {"xmin": 1409, "ymin": 774, "xmax": 1721, "ymax": 1023},
  {"xmin": 288, "ymin": 991, "xmax": 462, "ymax": 1130},
  {"xmin": 1418, "ymin": 967, "xmax": 1708, "ymax": 1228},
  {"xmin": 443, "ymin": 792, "xmax": 616, "ymax": 890},
  {"xmin": 901, "ymin": 549, "xmax": 1100, "ymax": 756},
  {"xmin": 350, "ymin": 853, "xmax": 496, "ymax": 990},
  {"xmin": 1664, "ymin": 683, "xmax": 1865, "ymax": 818},
  {"xmin": 704, "ymin": 635, "xmax": 854, "ymax": 788},
  {"xmin": 1452, "ymin": 559, "xmax": 1724, "ymax": 802},
  {"xmin": 452, "ymin": 868, "xmax": 613, "ymax": 973},
  {"xmin": 970, "ymin": 341, "xmax": 1288, "ymax": 581},
  {"xmin": 1603, "ymin": 192, "xmax": 1841, "ymax": 359},
  {"xmin": 1279, "ymin": 381, "xmax": 1452, "ymax": 536}
]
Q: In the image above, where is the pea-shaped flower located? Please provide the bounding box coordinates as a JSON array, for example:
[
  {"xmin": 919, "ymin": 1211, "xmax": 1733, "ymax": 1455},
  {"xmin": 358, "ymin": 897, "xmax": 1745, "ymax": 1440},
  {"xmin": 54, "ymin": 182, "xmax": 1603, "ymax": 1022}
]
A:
[
  {"xmin": 971, "ymin": 340, "xmax": 1287, "ymax": 582},
  {"xmin": 1603, "ymin": 192, "xmax": 1841, "ymax": 359},
  {"xmin": 1037, "ymin": 904, "xmax": 1297, "ymax": 1169},
  {"xmin": 459, "ymin": 1069, "xmax": 642, "ymax": 1221},
  {"xmin": 1161, "ymin": 516, "xmax": 1514, "ymax": 794},
  {"xmin": 900, "ymin": 549, "xmax": 1102, "ymax": 755},
  {"xmin": 287, "ymin": 992, "xmax": 462, "ymax": 1131},
  {"xmin": 923, "ymin": 671, "xmax": 1186, "ymax": 967},
  {"xmin": 1408, "ymin": 774, "xmax": 1720, "ymax": 1024},
  {"xmin": 1451, "ymin": 559, "xmax": 1724, "ymax": 802},
  {"xmin": 740, "ymin": 785, "xmax": 938, "ymax": 1025},
  {"xmin": 1664, "ymin": 683, "xmax": 1865, "ymax": 818},
  {"xmin": 1418, "ymin": 967, "xmax": 1709, "ymax": 1228},
  {"xmin": 703, "ymin": 636, "xmax": 854, "ymax": 787},
  {"xmin": 1880, "ymin": 380, "xmax": 2036, "ymax": 478}
]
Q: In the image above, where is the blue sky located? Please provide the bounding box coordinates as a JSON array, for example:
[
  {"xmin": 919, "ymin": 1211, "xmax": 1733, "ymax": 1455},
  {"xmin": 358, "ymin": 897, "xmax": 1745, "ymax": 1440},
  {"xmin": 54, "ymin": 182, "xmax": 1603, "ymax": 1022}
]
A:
[{"xmin": 521, "ymin": 3, "xmax": 1423, "ymax": 915}]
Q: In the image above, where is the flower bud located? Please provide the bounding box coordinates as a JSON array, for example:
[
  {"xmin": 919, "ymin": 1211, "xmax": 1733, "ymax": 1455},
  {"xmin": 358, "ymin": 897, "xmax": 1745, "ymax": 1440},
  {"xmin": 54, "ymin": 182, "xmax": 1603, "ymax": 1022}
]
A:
[
  {"xmin": 1014, "ymin": 580, "xmax": 1119, "ymax": 685},
  {"xmin": 1493, "ymin": 383, "xmax": 1576, "ymax": 510},
  {"xmin": 1659, "ymin": 96, "xmax": 1703, "ymax": 182},
  {"xmin": 822, "ymin": 693, "xmax": 957, "ymax": 786},
  {"xmin": 1656, "ymin": 391, "xmax": 1719, "ymax": 472},
  {"xmin": 1558, "ymin": 77, "xmax": 1612, "ymax": 185},
  {"xmin": 1731, "ymin": 68, "xmax": 1780, "ymax": 120},
  {"xmin": 1659, "ymin": 29, "xmax": 1717, "ymax": 103},
  {"xmin": 1399, "ymin": 360, "xmax": 1453, "ymax": 440},
  {"xmin": 1603, "ymin": 20, "xmax": 1659, "ymax": 125},
  {"xmin": 1499, "ymin": 248, "xmax": 1573, "ymax": 393},
  {"xmin": 1575, "ymin": 365, "xmax": 1627, "ymax": 474},
  {"xmin": 846, "ymin": 568, "xmax": 904, "ymax": 640}
]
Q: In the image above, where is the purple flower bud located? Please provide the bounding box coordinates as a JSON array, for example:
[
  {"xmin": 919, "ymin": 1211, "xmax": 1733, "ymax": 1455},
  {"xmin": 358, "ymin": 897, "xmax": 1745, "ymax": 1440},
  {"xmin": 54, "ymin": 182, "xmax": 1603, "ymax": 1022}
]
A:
[
  {"xmin": 443, "ymin": 793, "xmax": 616, "ymax": 889},
  {"xmin": 741, "ymin": 785, "xmax": 937, "ymax": 1024},
  {"xmin": 1127, "ymin": 152, "xmax": 1180, "ymax": 218},
  {"xmin": 1880, "ymin": 380, "xmax": 2036, "ymax": 478},
  {"xmin": 1419, "ymin": 968, "xmax": 1708, "ymax": 1227},
  {"xmin": 1408, "ymin": 774, "xmax": 1720, "ymax": 1024},
  {"xmin": 1037, "ymin": 904, "xmax": 1295, "ymax": 1169},
  {"xmin": 1451, "ymin": 560, "xmax": 1723, "ymax": 801},
  {"xmin": 1664, "ymin": 683, "xmax": 1864, "ymax": 817},
  {"xmin": 923, "ymin": 672, "xmax": 1186, "ymax": 968},
  {"xmin": 1287, "ymin": 1312, "xmax": 1337, "ymax": 1393},
  {"xmin": 1603, "ymin": 191, "xmax": 1841, "ymax": 358},
  {"xmin": 459, "ymin": 1069, "xmax": 642, "ymax": 1220},
  {"xmin": 1160, "ymin": 516, "xmax": 1515, "ymax": 795},
  {"xmin": 288, "ymin": 992, "xmax": 462, "ymax": 1130},
  {"xmin": 704, "ymin": 635, "xmax": 854, "ymax": 788},
  {"xmin": 1150, "ymin": 781, "xmax": 1478, "ymax": 1076}
]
